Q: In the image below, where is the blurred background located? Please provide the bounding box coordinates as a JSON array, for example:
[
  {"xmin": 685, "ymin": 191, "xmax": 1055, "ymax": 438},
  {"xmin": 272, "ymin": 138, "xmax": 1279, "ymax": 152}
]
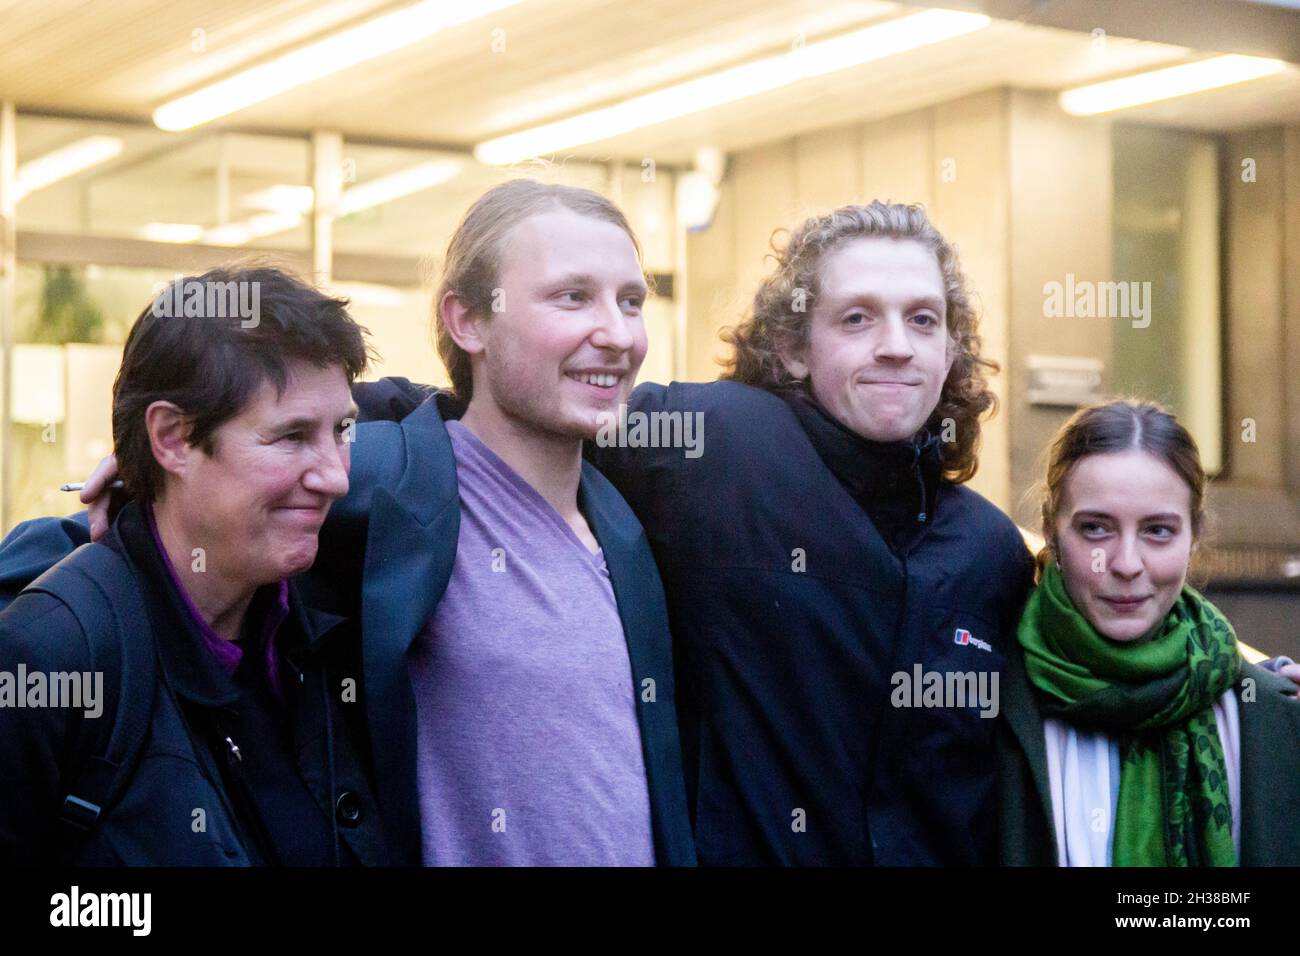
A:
[{"xmin": 0, "ymin": 0, "xmax": 1297, "ymax": 654}]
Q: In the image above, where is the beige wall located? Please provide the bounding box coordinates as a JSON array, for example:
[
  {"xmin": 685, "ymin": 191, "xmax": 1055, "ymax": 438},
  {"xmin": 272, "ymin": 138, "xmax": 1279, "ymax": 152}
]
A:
[
  {"xmin": 1005, "ymin": 90, "xmax": 1113, "ymax": 527},
  {"xmin": 932, "ymin": 90, "xmax": 1011, "ymax": 512}
]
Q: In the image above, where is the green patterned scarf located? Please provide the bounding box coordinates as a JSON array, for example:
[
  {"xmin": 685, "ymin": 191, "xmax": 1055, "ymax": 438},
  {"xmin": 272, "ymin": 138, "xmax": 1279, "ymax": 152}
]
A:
[{"xmin": 1017, "ymin": 562, "xmax": 1240, "ymax": 866}]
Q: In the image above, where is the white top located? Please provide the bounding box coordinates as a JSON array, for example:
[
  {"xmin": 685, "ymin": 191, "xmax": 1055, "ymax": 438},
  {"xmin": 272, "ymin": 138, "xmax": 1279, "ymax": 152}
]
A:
[{"xmin": 1043, "ymin": 689, "xmax": 1241, "ymax": 866}]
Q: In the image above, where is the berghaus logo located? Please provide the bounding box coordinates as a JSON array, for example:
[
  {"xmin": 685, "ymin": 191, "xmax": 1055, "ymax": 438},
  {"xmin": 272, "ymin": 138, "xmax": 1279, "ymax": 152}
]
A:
[{"xmin": 954, "ymin": 628, "xmax": 992, "ymax": 652}]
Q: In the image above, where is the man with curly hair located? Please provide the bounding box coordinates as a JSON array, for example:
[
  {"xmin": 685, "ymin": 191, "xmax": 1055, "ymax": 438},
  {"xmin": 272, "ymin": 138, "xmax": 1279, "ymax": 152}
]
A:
[{"xmin": 588, "ymin": 201, "xmax": 1037, "ymax": 865}]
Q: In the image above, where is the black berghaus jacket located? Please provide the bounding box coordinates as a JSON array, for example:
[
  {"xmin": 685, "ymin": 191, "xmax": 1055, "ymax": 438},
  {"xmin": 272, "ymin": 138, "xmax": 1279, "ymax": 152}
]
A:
[{"xmin": 589, "ymin": 380, "xmax": 1037, "ymax": 865}]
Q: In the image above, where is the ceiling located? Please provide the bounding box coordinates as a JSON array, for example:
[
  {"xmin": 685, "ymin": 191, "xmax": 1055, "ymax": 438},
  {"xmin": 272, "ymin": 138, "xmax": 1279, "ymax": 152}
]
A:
[{"xmin": 2, "ymin": 0, "xmax": 1299, "ymax": 166}]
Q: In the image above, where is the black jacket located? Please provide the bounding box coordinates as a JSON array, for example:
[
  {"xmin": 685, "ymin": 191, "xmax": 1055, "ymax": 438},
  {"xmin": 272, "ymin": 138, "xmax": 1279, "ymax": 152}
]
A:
[
  {"xmin": 590, "ymin": 380, "xmax": 1036, "ymax": 865},
  {"xmin": 0, "ymin": 502, "xmax": 389, "ymax": 866}
]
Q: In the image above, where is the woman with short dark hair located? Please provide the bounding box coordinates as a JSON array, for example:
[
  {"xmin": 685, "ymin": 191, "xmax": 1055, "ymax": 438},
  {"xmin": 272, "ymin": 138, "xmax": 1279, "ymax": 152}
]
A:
[
  {"xmin": 0, "ymin": 265, "xmax": 389, "ymax": 865},
  {"xmin": 998, "ymin": 399, "xmax": 1300, "ymax": 866}
]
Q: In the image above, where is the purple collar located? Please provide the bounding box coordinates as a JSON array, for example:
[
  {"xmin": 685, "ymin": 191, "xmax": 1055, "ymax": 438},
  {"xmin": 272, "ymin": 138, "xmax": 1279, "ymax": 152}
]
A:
[{"xmin": 143, "ymin": 501, "xmax": 289, "ymax": 697}]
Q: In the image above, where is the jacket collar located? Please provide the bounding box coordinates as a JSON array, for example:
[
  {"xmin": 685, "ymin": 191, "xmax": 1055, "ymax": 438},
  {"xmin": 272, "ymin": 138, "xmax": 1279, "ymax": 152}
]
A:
[
  {"xmin": 360, "ymin": 391, "xmax": 464, "ymax": 659},
  {"xmin": 114, "ymin": 499, "xmax": 340, "ymax": 708},
  {"xmin": 362, "ymin": 388, "xmax": 651, "ymax": 662},
  {"xmin": 113, "ymin": 500, "xmax": 241, "ymax": 708},
  {"xmin": 779, "ymin": 388, "xmax": 944, "ymax": 545},
  {"xmin": 1001, "ymin": 638, "xmax": 1058, "ymax": 861}
]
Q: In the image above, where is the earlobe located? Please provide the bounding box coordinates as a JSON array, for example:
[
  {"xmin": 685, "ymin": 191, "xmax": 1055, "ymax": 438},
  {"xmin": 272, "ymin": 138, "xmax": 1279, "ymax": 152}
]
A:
[
  {"xmin": 779, "ymin": 351, "xmax": 809, "ymax": 382},
  {"xmin": 440, "ymin": 291, "xmax": 486, "ymax": 356}
]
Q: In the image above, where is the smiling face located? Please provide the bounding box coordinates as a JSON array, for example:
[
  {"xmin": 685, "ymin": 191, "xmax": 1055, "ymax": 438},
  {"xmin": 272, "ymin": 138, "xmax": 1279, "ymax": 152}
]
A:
[
  {"xmin": 782, "ymin": 237, "xmax": 954, "ymax": 443},
  {"xmin": 1053, "ymin": 448, "xmax": 1196, "ymax": 642},
  {"xmin": 467, "ymin": 208, "xmax": 648, "ymax": 440},
  {"xmin": 163, "ymin": 358, "xmax": 356, "ymax": 587}
]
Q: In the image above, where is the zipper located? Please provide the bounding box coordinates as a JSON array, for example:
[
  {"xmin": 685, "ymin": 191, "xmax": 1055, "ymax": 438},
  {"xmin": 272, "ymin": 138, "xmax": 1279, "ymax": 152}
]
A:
[{"xmin": 211, "ymin": 711, "xmax": 282, "ymax": 866}]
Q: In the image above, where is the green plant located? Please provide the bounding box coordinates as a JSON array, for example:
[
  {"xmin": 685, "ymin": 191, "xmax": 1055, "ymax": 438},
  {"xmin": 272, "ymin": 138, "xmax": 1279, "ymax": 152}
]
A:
[{"xmin": 33, "ymin": 265, "xmax": 104, "ymax": 344}]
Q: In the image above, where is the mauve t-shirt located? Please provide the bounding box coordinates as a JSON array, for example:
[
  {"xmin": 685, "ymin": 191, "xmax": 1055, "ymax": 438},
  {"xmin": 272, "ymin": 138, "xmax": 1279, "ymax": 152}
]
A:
[{"xmin": 408, "ymin": 420, "xmax": 655, "ymax": 866}]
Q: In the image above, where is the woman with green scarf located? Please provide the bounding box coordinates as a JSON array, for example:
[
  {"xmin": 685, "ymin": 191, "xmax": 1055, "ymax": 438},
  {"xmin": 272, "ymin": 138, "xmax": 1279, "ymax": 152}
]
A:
[{"xmin": 998, "ymin": 400, "xmax": 1300, "ymax": 866}]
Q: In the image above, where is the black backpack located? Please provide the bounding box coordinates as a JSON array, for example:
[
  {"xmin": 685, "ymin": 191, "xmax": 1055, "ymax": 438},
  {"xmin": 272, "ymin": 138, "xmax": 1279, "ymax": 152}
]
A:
[{"xmin": 24, "ymin": 542, "xmax": 157, "ymax": 859}]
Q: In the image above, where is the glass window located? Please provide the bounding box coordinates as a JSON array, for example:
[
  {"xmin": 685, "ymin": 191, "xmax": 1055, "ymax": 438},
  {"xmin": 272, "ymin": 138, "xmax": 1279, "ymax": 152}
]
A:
[
  {"xmin": 333, "ymin": 142, "xmax": 609, "ymax": 259},
  {"xmin": 16, "ymin": 115, "xmax": 310, "ymax": 250},
  {"xmin": 2, "ymin": 116, "xmax": 684, "ymax": 529},
  {"xmin": 6, "ymin": 263, "xmax": 181, "ymax": 526}
]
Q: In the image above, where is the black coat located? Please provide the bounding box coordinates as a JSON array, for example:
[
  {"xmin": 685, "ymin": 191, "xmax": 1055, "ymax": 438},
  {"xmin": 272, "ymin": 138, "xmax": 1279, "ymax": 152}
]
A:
[
  {"xmin": 589, "ymin": 381, "xmax": 1037, "ymax": 865},
  {"xmin": 0, "ymin": 502, "xmax": 389, "ymax": 866}
]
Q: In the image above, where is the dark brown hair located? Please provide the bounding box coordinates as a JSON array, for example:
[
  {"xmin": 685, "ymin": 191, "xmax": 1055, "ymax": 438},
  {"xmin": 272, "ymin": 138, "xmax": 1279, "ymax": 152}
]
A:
[
  {"xmin": 113, "ymin": 264, "xmax": 370, "ymax": 501},
  {"xmin": 1037, "ymin": 398, "xmax": 1208, "ymax": 569},
  {"xmin": 720, "ymin": 200, "xmax": 998, "ymax": 483}
]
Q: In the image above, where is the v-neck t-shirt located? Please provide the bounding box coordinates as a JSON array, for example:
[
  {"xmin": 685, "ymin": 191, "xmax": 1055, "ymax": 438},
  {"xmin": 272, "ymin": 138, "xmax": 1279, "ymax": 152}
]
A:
[{"xmin": 408, "ymin": 420, "xmax": 655, "ymax": 866}]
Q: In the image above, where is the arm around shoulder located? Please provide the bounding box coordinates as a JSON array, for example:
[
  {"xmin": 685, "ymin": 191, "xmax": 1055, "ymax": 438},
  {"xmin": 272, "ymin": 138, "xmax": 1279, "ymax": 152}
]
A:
[{"xmin": 0, "ymin": 513, "xmax": 91, "ymax": 610}]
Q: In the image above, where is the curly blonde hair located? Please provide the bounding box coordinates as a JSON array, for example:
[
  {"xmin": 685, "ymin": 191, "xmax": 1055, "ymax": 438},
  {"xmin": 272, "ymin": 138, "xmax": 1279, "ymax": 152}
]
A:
[{"xmin": 721, "ymin": 200, "xmax": 998, "ymax": 484}]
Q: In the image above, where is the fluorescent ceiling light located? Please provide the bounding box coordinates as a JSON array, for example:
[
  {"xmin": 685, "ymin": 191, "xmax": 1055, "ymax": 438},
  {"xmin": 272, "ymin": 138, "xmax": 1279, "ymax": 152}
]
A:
[
  {"xmin": 337, "ymin": 159, "xmax": 462, "ymax": 215},
  {"xmin": 204, "ymin": 211, "xmax": 304, "ymax": 247},
  {"xmin": 197, "ymin": 159, "xmax": 462, "ymax": 245},
  {"xmin": 154, "ymin": 0, "xmax": 523, "ymax": 131},
  {"xmin": 474, "ymin": 9, "xmax": 990, "ymax": 165},
  {"xmin": 242, "ymin": 184, "xmax": 315, "ymax": 214},
  {"xmin": 15, "ymin": 136, "xmax": 124, "ymax": 200},
  {"xmin": 138, "ymin": 222, "xmax": 206, "ymax": 243},
  {"xmin": 202, "ymin": 224, "xmax": 255, "ymax": 246},
  {"xmin": 1060, "ymin": 54, "xmax": 1286, "ymax": 115}
]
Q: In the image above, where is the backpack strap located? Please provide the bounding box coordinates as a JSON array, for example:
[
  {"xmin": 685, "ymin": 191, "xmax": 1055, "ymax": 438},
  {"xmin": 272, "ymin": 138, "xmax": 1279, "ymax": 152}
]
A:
[{"xmin": 25, "ymin": 543, "xmax": 157, "ymax": 849}]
